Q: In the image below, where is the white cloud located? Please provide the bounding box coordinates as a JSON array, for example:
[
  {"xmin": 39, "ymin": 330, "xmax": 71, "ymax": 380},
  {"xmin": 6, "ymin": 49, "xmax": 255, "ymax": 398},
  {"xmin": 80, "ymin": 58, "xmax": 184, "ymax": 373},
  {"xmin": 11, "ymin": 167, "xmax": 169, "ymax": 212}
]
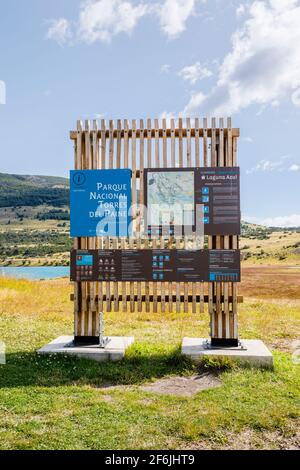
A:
[
  {"xmin": 289, "ymin": 164, "xmax": 300, "ymax": 171},
  {"xmin": 291, "ymin": 87, "xmax": 300, "ymax": 106},
  {"xmin": 246, "ymin": 155, "xmax": 292, "ymax": 173},
  {"xmin": 161, "ymin": 63, "xmax": 171, "ymax": 73},
  {"xmin": 46, "ymin": 18, "xmax": 71, "ymax": 45},
  {"xmin": 236, "ymin": 3, "xmax": 247, "ymax": 17},
  {"xmin": 184, "ymin": 0, "xmax": 300, "ymax": 116},
  {"xmin": 46, "ymin": 0, "xmax": 206, "ymax": 45},
  {"xmin": 157, "ymin": 0, "xmax": 197, "ymax": 38},
  {"xmin": 178, "ymin": 61, "xmax": 212, "ymax": 84},
  {"xmin": 246, "ymin": 214, "xmax": 300, "ymax": 227},
  {"xmin": 243, "ymin": 136, "xmax": 253, "ymax": 143},
  {"xmin": 246, "ymin": 159, "xmax": 282, "ymax": 174},
  {"xmin": 77, "ymin": 0, "xmax": 149, "ymax": 43}
]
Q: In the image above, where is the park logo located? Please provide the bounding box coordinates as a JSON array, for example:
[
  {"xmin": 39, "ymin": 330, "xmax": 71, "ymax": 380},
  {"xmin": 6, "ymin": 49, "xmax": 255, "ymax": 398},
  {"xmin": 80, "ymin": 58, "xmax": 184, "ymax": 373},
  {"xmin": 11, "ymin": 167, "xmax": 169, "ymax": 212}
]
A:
[{"xmin": 72, "ymin": 171, "xmax": 86, "ymax": 186}]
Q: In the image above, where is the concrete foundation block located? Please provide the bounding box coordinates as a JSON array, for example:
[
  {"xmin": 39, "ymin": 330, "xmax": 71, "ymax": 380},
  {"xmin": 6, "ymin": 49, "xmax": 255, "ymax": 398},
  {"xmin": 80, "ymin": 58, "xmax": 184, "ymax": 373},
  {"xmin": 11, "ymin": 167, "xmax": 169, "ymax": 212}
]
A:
[
  {"xmin": 38, "ymin": 336, "xmax": 134, "ymax": 362},
  {"xmin": 182, "ymin": 338, "xmax": 273, "ymax": 368}
]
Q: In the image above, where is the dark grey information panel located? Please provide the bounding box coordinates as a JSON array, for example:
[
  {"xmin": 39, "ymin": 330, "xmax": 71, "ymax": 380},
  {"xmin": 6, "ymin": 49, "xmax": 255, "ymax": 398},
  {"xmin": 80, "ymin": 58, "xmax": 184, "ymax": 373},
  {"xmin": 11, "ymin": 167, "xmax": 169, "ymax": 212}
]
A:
[
  {"xmin": 71, "ymin": 249, "xmax": 240, "ymax": 282},
  {"xmin": 195, "ymin": 167, "xmax": 240, "ymax": 236},
  {"xmin": 144, "ymin": 167, "xmax": 240, "ymax": 236},
  {"xmin": 208, "ymin": 250, "xmax": 240, "ymax": 282}
]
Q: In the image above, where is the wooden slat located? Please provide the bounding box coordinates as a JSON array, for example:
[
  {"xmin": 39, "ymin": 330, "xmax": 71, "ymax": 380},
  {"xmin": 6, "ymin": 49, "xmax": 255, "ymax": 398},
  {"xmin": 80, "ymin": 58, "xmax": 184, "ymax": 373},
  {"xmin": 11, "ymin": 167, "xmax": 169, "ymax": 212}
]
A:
[
  {"xmin": 194, "ymin": 117, "xmax": 201, "ymax": 313},
  {"xmin": 219, "ymin": 117, "xmax": 229, "ymax": 338},
  {"xmin": 219, "ymin": 118, "xmax": 224, "ymax": 167},
  {"xmin": 200, "ymin": 117, "xmax": 207, "ymax": 314},
  {"xmin": 216, "ymin": 236, "xmax": 222, "ymax": 338},
  {"xmin": 203, "ymin": 117, "xmax": 208, "ymax": 167},
  {"xmin": 171, "ymin": 119, "xmax": 176, "ymax": 167},
  {"xmin": 232, "ymin": 134, "xmax": 238, "ymax": 339},
  {"xmin": 74, "ymin": 120, "xmax": 83, "ymax": 337},
  {"xmin": 176, "ymin": 238, "xmax": 181, "ymax": 313},
  {"xmin": 161, "ymin": 118, "xmax": 167, "ymax": 313},
  {"xmin": 178, "ymin": 117, "xmax": 183, "ymax": 167},
  {"xmin": 152, "ymin": 119, "xmax": 160, "ymax": 313},
  {"xmin": 162, "ymin": 118, "xmax": 167, "ymax": 167},
  {"xmin": 111, "ymin": 120, "xmax": 119, "ymax": 313},
  {"xmin": 92, "ymin": 119, "xmax": 99, "ymax": 169},
  {"xmin": 124, "ymin": 119, "xmax": 129, "ymax": 167},
  {"xmin": 93, "ymin": 120, "xmax": 103, "ymax": 322},
  {"xmin": 87, "ymin": 120, "xmax": 96, "ymax": 336},
  {"xmin": 147, "ymin": 118, "xmax": 152, "ymax": 167},
  {"xmin": 169, "ymin": 117, "xmax": 176, "ymax": 313},
  {"xmin": 186, "ymin": 117, "xmax": 192, "ymax": 167},
  {"xmin": 101, "ymin": 119, "xmax": 106, "ymax": 169},
  {"xmin": 195, "ymin": 118, "xmax": 200, "ymax": 167},
  {"xmin": 109, "ymin": 120, "xmax": 114, "ymax": 168},
  {"xmin": 177, "ymin": 117, "xmax": 183, "ymax": 313},
  {"xmin": 204, "ymin": 122, "xmax": 214, "ymax": 333},
  {"xmin": 100, "ymin": 120, "xmax": 111, "ymax": 313},
  {"xmin": 137, "ymin": 119, "xmax": 144, "ymax": 312},
  {"xmin": 232, "ymin": 236, "xmax": 239, "ymax": 339},
  {"xmin": 122, "ymin": 119, "xmax": 129, "ymax": 313},
  {"xmin": 99, "ymin": 118, "xmax": 107, "ymax": 315},
  {"xmin": 200, "ymin": 282, "xmax": 205, "ymax": 314},
  {"xmin": 80, "ymin": 120, "xmax": 88, "ymax": 335},
  {"xmin": 113, "ymin": 120, "xmax": 121, "ymax": 313},
  {"xmin": 211, "ymin": 117, "xmax": 216, "ymax": 166},
  {"xmin": 227, "ymin": 117, "xmax": 233, "ymax": 167},
  {"xmin": 85, "ymin": 120, "xmax": 94, "ymax": 335},
  {"xmin": 116, "ymin": 119, "xmax": 122, "ymax": 168},
  {"xmin": 185, "ymin": 117, "xmax": 191, "ymax": 313},
  {"xmin": 86, "ymin": 120, "xmax": 96, "ymax": 336},
  {"xmin": 130, "ymin": 120, "xmax": 137, "ymax": 313},
  {"xmin": 154, "ymin": 118, "xmax": 160, "ymax": 167},
  {"xmin": 145, "ymin": 119, "xmax": 152, "ymax": 312}
]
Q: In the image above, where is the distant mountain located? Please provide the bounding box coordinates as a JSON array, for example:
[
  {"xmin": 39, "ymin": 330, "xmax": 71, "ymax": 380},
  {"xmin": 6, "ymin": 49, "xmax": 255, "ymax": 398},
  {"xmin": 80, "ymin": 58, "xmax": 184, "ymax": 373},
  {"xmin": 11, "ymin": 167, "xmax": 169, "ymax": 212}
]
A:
[
  {"xmin": 0, "ymin": 173, "xmax": 69, "ymax": 208},
  {"xmin": 241, "ymin": 221, "xmax": 300, "ymax": 233}
]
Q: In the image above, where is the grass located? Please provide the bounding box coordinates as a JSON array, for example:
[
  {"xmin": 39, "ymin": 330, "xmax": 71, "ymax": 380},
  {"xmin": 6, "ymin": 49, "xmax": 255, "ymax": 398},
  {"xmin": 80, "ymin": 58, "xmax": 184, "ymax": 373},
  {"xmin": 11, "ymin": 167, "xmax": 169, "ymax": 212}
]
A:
[
  {"xmin": 0, "ymin": 275, "xmax": 300, "ymax": 450},
  {"xmin": 241, "ymin": 230, "xmax": 300, "ymax": 265}
]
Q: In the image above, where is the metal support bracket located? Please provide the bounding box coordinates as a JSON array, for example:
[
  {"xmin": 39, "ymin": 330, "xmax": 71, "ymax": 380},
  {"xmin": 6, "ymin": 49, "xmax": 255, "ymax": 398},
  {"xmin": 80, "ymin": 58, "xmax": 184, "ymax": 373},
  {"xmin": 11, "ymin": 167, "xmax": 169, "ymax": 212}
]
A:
[{"xmin": 203, "ymin": 339, "xmax": 247, "ymax": 351}]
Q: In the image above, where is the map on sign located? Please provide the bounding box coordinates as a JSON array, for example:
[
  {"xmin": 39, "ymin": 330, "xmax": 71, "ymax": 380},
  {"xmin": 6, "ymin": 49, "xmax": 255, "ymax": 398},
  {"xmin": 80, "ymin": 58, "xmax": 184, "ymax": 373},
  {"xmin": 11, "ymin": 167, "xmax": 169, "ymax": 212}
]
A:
[
  {"xmin": 146, "ymin": 171, "xmax": 194, "ymax": 226},
  {"xmin": 144, "ymin": 167, "xmax": 240, "ymax": 235}
]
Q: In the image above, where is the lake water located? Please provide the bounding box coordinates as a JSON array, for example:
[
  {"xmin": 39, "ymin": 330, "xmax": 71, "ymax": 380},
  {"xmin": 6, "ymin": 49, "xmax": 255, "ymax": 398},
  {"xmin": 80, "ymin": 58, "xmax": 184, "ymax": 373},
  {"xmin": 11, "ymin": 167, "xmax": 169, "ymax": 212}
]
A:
[{"xmin": 0, "ymin": 266, "xmax": 70, "ymax": 280}]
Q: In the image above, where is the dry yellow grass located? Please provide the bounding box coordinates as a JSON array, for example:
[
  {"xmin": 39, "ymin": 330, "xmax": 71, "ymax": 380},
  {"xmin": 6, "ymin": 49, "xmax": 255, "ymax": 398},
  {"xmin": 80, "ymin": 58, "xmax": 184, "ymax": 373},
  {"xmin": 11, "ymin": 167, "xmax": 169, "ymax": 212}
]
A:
[{"xmin": 0, "ymin": 272, "xmax": 299, "ymax": 450}]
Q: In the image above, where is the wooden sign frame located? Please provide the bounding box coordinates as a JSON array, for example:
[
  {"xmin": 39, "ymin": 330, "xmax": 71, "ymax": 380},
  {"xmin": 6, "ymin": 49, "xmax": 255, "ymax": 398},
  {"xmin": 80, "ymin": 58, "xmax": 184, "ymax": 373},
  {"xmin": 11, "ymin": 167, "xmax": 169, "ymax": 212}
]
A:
[{"xmin": 70, "ymin": 117, "xmax": 241, "ymax": 346}]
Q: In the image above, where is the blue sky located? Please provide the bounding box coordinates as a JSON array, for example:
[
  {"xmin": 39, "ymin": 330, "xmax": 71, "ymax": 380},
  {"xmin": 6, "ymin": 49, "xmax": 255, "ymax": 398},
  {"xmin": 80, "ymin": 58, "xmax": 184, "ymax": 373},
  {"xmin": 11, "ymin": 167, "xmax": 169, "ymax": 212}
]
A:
[{"xmin": 0, "ymin": 0, "xmax": 300, "ymax": 226}]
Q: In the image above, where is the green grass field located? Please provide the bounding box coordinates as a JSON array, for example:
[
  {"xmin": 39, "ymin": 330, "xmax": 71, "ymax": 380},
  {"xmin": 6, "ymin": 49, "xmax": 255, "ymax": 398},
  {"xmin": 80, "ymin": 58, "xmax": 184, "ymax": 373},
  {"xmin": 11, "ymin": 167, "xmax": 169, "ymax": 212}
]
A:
[{"xmin": 0, "ymin": 276, "xmax": 299, "ymax": 450}]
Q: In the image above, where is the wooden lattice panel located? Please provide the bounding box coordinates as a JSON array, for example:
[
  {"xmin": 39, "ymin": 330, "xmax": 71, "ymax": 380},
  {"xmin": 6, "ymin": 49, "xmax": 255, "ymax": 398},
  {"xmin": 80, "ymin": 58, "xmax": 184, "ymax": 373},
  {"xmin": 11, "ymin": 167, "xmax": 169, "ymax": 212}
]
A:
[{"xmin": 70, "ymin": 118, "xmax": 240, "ymax": 341}]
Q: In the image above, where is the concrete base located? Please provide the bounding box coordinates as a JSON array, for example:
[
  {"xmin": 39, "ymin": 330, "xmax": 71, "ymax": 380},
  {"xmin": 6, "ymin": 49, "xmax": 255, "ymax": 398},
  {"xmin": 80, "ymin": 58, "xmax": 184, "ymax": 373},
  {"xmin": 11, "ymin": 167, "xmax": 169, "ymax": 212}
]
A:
[
  {"xmin": 182, "ymin": 338, "xmax": 273, "ymax": 368},
  {"xmin": 38, "ymin": 336, "xmax": 134, "ymax": 362}
]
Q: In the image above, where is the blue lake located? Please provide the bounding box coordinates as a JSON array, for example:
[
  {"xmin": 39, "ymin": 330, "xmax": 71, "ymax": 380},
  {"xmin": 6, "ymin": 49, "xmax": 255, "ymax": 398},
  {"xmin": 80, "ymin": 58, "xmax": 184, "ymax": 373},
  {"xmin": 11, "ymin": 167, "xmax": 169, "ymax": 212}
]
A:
[{"xmin": 0, "ymin": 266, "xmax": 70, "ymax": 280}]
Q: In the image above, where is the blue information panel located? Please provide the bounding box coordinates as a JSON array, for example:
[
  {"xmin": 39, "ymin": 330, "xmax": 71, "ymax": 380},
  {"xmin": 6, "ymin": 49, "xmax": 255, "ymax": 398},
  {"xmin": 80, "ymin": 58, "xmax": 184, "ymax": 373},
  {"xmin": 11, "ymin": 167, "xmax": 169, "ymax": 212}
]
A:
[{"xmin": 70, "ymin": 169, "xmax": 132, "ymax": 237}]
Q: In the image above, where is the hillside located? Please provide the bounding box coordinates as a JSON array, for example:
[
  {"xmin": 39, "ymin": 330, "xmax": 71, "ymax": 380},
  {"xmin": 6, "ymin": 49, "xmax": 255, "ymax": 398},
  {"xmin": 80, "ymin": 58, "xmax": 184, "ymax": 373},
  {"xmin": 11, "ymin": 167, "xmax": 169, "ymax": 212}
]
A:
[
  {"xmin": 0, "ymin": 173, "xmax": 299, "ymax": 266},
  {"xmin": 0, "ymin": 173, "xmax": 69, "ymax": 208}
]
